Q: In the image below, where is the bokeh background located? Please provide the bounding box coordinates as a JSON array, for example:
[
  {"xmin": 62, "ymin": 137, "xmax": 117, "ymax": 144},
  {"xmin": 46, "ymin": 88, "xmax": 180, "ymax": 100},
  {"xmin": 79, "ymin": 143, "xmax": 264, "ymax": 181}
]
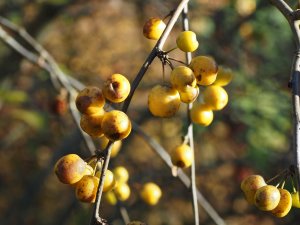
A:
[{"xmin": 0, "ymin": 0, "xmax": 298, "ymax": 224}]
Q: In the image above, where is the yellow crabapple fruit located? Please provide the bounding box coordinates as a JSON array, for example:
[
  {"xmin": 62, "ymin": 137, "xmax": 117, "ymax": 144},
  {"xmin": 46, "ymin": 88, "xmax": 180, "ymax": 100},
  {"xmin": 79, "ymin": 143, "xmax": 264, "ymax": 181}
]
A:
[
  {"xmin": 189, "ymin": 56, "xmax": 218, "ymax": 86},
  {"xmin": 240, "ymin": 174, "xmax": 266, "ymax": 204},
  {"xmin": 127, "ymin": 222, "xmax": 147, "ymax": 225},
  {"xmin": 101, "ymin": 110, "xmax": 131, "ymax": 141},
  {"xmin": 213, "ymin": 66, "xmax": 233, "ymax": 86},
  {"xmin": 254, "ymin": 185, "xmax": 281, "ymax": 211},
  {"xmin": 203, "ymin": 85, "xmax": 228, "ymax": 111},
  {"xmin": 178, "ymin": 86, "xmax": 199, "ymax": 103},
  {"xmin": 113, "ymin": 166, "xmax": 129, "ymax": 183},
  {"xmin": 75, "ymin": 86, "xmax": 105, "ymax": 115},
  {"xmin": 270, "ymin": 188, "xmax": 292, "ymax": 218},
  {"xmin": 114, "ymin": 182, "xmax": 131, "ymax": 201},
  {"xmin": 235, "ymin": 0, "xmax": 256, "ymax": 17},
  {"xmin": 176, "ymin": 31, "xmax": 199, "ymax": 52},
  {"xmin": 80, "ymin": 110, "xmax": 105, "ymax": 137},
  {"xmin": 99, "ymin": 136, "xmax": 122, "ymax": 158},
  {"xmin": 95, "ymin": 169, "xmax": 116, "ymax": 192},
  {"xmin": 54, "ymin": 154, "xmax": 86, "ymax": 185},
  {"xmin": 171, "ymin": 143, "xmax": 193, "ymax": 168},
  {"xmin": 148, "ymin": 84, "xmax": 181, "ymax": 117},
  {"xmin": 190, "ymin": 103, "xmax": 214, "ymax": 126},
  {"xmin": 291, "ymin": 191, "xmax": 300, "ymax": 208},
  {"xmin": 140, "ymin": 182, "xmax": 162, "ymax": 206},
  {"xmin": 75, "ymin": 175, "xmax": 99, "ymax": 203},
  {"xmin": 102, "ymin": 73, "xmax": 131, "ymax": 103},
  {"xmin": 170, "ymin": 66, "xmax": 197, "ymax": 92},
  {"xmin": 143, "ymin": 17, "xmax": 166, "ymax": 40},
  {"xmin": 105, "ymin": 191, "xmax": 117, "ymax": 205}
]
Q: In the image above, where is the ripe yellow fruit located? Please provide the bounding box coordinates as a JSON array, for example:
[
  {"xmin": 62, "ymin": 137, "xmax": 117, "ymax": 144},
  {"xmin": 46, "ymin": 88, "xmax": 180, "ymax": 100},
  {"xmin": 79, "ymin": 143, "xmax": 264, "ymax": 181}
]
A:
[
  {"xmin": 176, "ymin": 31, "xmax": 199, "ymax": 52},
  {"xmin": 54, "ymin": 154, "xmax": 86, "ymax": 185},
  {"xmin": 75, "ymin": 86, "xmax": 105, "ymax": 115},
  {"xmin": 189, "ymin": 56, "xmax": 218, "ymax": 86},
  {"xmin": 114, "ymin": 182, "xmax": 131, "ymax": 201},
  {"xmin": 75, "ymin": 175, "xmax": 99, "ymax": 203},
  {"xmin": 240, "ymin": 174, "xmax": 266, "ymax": 204},
  {"xmin": 80, "ymin": 110, "xmax": 105, "ymax": 137},
  {"xmin": 291, "ymin": 191, "xmax": 300, "ymax": 208},
  {"xmin": 270, "ymin": 188, "xmax": 292, "ymax": 218},
  {"xmin": 203, "ymin": 85, "xmax": 228, "ymax": 111},
  {"xmin": 148, "ymin": 84, "xmax": 181, "ymax": 117},
  {"xmin": 235, "ymin": 0, "xmax": 256, "ymax": 17},
  {"xmin": 105, "ymin": 191, "xmax": 117, "ymax": 205},
  {"xmin": 99, "ymin": 136, "xmax": 122, "ymax": 157},
  {"xmin": 102, "ymin": 74, "xmax": 131, "ymax": 103},
  {"xmin": 178, "ymin": 86, "xmax": 199, "ymax": 104},
  {"xmin": 95, "ymin": 169, "xmax": 116, "ymax": 192},
  {"xmin": 171, "ymin": 144, "xmax": 193, "ymax": 168},
  {"xmin": 113, "ymin": 166, "xmax": 129, "ymax": 183},
  {"xmin": 190, "ymin": 103, "xmax": 214, "ymax": 126},
  {"xmin": 254, "ymin": 185, "xmax": 281, "ymax": 211},
  {"xmin": 140, "ymin": 182, "xmax": 162, "ymax": 205},
  {"xmin": 213, "ymin": 66, "xmax": 233, "ymax": 86},
  {"xmin": 101, "ymin": 110, "xmax": 132, "ymax": 141},
  {"xmin": 143, "ymin": 17, "xmax": 166, "ymax": 40},
  {"xmin": 170, "ymin": 66, "xmax": 197, "ymax": 92}
]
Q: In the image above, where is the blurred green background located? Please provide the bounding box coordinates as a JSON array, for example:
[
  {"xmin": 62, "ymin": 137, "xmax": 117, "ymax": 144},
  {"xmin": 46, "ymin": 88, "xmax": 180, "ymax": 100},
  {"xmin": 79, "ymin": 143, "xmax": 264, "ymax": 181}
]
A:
[{"xmin": 0, "ymin": 0, "xmax": 298, "ymax": 224}]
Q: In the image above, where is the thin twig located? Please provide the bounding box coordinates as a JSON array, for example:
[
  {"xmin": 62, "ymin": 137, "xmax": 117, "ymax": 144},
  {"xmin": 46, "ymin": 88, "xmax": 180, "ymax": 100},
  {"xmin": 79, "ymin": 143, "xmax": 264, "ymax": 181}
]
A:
[
  {"xmin": 181, "ymin": 5, "xmax": 199, "ymax": 225},
  {"xmin": 268, "ymin": 0, "xmax": 300, "ymax": 202}
]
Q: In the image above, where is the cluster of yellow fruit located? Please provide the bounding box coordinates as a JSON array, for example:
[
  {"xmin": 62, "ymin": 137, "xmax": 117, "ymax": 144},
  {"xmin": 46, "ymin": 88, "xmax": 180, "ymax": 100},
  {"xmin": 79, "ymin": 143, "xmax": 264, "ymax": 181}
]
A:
[
  {"xmin": 75, "ymin": 73, "xmax": 131, "ymax": 141},
  {"xmin": 241, "ymin": 174, "xmax": 300, "ymax": 217},
  {"xmin": 54, "ymin": 154, "xmax": 120, "ymax": 203},
  {"xmin": 143, "ymin": 17, "xmax": 233, "ymax": 126}
]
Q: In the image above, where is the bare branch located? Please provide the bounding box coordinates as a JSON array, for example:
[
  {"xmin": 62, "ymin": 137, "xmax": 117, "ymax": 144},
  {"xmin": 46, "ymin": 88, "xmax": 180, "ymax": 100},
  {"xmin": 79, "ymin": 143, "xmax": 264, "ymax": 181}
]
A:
[{"xmin": 268, "ymin": 0, "xmax": 294, "ymax": 23}]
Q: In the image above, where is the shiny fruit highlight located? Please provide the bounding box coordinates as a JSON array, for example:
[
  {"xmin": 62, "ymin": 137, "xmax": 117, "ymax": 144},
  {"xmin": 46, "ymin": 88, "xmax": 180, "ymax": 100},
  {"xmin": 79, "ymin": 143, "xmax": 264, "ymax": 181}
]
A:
[
  {"xmin": 148, "ymin": 84, "xmax": 181, "ymax": 117},
  {"xmin": 143, "ymin": 18, "xmax": 166, "ymax": 40},
  {"xmin": 101, "ymin": 110, "xmax": 132, "ymax": 141},
  {"xmin": 140, "ymin": 182, "xmax": 162, "ymax": 205},
  {"xmin": 240, "ymin": 174, "xmax": 266, "ymax": 204},
  {"xmin": 102, "ymin": 73, "xmax": 131, "ymax": 103},
  {"xmin": 189, "ymin": 56, "xmax": 218, "ymax": 86},
  {"xmin": 54, "ymin": 154, "xmax": 86, "ymax": 185}
]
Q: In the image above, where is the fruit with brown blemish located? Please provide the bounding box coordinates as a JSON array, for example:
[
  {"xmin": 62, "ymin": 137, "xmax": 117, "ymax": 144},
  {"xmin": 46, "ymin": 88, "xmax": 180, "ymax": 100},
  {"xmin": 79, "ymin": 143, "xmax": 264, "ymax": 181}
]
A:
[
  {"xmin": 75, "ymin": 86, "xmax": 105, "ymax": 115},
  {"xmin": 171, "ymin": 143, "xmax": 193, "ymax": 168},
  {"xmin": 270, "ymin": 188, "xmax": 292, "ymax": 217},
  {"xmin": 143, "ymin": 17, "xmax": 166, "ymax": 40},
  {"xmin": 75, "ymin": 175, "xmax": 99, "ymax": 203},
  {"xmin": 254, "ymin": 185, "xmax": 281, "ymax": 211},
  {"xmin": 54, "ymin": 154, "xmax": 86, "ymax": 185},
  {"xmin": 102, "ymin": 74, "xmax": 131, "ymax": 103},
  {"xmin": 240, "ymin": 174, "xmax": 267, "ymax": 204},
  {"xmin": 101, "ymin": 110, "xmax": 132, "ymax": 141}
]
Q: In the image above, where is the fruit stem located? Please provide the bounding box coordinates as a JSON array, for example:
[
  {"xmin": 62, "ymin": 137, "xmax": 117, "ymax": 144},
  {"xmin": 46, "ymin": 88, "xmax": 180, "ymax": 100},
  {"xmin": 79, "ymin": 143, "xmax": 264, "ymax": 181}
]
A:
[{"xmin": 90, "ymin": 141, "xmax": 113, "ymax": 225}]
